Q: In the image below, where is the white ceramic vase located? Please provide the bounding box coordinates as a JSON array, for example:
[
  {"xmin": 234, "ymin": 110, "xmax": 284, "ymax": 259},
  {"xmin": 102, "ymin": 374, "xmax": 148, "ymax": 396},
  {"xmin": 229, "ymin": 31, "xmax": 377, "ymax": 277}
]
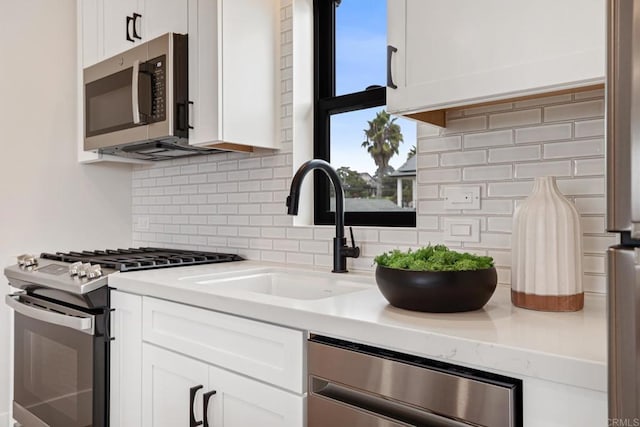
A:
[{"xmin": 511, "ymin": 176, "xmax": 583, "ymax": 311}]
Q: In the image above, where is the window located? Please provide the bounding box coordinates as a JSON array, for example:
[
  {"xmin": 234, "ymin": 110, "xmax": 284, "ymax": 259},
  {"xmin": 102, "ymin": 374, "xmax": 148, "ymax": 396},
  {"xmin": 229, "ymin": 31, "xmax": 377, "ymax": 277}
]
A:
[{"xmin": 314, "ymin": 0, "xmax": 417, "ymax": 227}]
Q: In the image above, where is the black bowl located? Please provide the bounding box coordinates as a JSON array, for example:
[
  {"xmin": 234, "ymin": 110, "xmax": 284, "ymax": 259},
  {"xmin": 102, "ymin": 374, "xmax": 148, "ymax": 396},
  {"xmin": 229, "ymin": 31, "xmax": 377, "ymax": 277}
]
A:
[{"xmin": 375, "ymin": 265, "xmax": 498, "ymax": 313}]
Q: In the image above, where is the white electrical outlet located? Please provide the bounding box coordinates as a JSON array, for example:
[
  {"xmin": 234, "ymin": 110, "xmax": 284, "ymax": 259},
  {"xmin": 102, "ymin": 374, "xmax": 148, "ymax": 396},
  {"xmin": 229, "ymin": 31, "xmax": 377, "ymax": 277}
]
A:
[
  {"xmin": 443, "ymin": 186, "xmax": 481, "ymax": 210},
  {"xmin": 443, "ymin": 218, "xmax": 480, "ymax": 243}
]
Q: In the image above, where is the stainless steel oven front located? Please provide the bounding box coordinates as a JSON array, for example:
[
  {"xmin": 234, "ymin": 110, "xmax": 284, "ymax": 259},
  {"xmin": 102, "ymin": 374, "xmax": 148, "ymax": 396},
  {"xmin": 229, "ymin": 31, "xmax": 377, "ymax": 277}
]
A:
[{"xmin": 7, "ymin": 292, "xmax": 109, "ymax": 427}]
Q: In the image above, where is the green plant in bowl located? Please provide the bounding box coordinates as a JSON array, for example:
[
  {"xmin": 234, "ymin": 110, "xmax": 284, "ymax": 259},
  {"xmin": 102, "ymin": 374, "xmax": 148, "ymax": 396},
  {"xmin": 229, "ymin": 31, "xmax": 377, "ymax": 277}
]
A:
[{"xmin": 374, "ymin": 245, "xmax": 497, "ymax": 313}]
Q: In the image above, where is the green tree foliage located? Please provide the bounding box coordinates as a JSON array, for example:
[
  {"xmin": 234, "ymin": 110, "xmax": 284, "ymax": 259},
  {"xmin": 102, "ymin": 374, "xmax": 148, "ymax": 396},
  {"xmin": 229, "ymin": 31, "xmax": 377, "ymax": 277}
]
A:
[
  {"xmin": 361, "ymin": 110, "xmax": 404, "ymax": 198},
  {"xmin": 336, "ymin": 166, "xmax": 372, "ymax": 198},
  {"xmin": 407, "ymin": 145, "xmax": 416, "ymax": 160}
]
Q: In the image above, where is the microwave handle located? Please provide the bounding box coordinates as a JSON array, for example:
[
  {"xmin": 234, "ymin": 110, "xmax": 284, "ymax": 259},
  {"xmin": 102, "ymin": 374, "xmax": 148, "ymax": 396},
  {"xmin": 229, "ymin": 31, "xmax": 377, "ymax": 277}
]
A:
[
  {"xmin": 132, "ymin": 60, "xmax": 141, "ymax": 124},
  {"xmin": 131, "ymin": 60, "xmax": 152, "ymax": 125}
]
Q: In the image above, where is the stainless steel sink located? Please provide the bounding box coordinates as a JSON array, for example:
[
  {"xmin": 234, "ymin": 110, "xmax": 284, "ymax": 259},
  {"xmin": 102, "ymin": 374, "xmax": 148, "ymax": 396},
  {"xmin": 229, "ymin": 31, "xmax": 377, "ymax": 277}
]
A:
[{"xmin": 198, "ymin": 270, "xmax": 371, "ymax": 300}]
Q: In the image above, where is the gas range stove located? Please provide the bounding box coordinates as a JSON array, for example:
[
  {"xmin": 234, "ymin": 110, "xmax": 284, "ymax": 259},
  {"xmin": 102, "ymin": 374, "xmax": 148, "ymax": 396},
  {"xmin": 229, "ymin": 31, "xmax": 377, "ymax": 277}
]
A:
[{"xmin": 5, "ymin": 247, "xmax": 244, "ymax": 296}]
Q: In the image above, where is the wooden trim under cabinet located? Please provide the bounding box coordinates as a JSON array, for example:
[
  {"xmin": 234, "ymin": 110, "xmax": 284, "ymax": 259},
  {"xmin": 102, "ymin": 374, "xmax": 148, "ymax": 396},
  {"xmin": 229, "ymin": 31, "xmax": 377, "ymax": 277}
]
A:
[{"xmin": 404, "ymin": 83, "xmax": 604, "ymax": 128}]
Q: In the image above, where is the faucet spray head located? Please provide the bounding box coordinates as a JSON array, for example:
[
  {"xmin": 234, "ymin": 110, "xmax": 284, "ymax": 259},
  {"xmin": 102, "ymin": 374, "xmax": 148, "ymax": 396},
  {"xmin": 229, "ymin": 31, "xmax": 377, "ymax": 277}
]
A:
[{"xmin": 286, "ymin": 194, "xmax": 299, "ymax": 215}]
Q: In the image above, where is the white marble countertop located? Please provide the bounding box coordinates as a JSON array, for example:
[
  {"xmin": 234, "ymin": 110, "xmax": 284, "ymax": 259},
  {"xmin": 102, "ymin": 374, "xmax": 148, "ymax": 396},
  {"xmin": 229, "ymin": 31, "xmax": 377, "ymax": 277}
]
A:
[{"xmin": 109, "ymin": 260, "xmax": 607, "ymax": 392}]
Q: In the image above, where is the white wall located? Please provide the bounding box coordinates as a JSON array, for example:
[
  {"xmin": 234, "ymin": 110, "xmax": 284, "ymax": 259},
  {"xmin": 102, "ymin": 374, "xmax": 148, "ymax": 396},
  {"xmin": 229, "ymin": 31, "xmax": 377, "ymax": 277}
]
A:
[{"xmin": 0, "ymin": 1, "xmax": 133, "ymax": 423}]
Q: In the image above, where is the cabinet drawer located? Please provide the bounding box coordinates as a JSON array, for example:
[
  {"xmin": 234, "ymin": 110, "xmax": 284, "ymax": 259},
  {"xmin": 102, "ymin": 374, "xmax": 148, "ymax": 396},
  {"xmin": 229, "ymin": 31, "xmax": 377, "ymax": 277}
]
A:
[{"xmin": 142, "ymin": 297, "xmax": 304, "ymax": 393}]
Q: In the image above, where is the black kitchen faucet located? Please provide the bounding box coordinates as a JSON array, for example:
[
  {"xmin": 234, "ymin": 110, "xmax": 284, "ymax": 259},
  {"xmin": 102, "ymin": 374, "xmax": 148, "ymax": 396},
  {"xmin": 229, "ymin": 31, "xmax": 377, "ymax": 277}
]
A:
[{"xmin": 286, "ymin": 159, "xmax": 360, "ymax": 273}]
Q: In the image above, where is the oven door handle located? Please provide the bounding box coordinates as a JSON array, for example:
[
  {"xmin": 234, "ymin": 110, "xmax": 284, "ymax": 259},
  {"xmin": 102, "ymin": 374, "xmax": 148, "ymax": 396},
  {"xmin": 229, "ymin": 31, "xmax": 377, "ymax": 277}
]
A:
[{"xmin": 6, "ymin": 294, "xmax": 95, "ymax": 335}]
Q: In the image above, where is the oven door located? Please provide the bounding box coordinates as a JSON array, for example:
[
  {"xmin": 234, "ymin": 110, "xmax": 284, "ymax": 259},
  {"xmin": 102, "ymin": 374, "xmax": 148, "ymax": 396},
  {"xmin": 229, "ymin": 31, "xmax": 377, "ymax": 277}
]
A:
[{"xmin": 7, "ymin": 293, "xmax": 100, "ymax": 427}]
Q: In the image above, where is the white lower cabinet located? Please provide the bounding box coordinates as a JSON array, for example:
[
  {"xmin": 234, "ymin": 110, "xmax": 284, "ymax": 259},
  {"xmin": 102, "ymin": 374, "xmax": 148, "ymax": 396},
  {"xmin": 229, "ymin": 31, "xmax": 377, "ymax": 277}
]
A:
[
  {"xmin": 142, "ymin": 343, "xmax": 210, "ymax": 427},
  {"xmin": 142, "ymin": 344, "xmax": 304, "ymax": 427},
  {"xmin": 110, "ymin": 290, "xmax": 305, "ymax": 427}
]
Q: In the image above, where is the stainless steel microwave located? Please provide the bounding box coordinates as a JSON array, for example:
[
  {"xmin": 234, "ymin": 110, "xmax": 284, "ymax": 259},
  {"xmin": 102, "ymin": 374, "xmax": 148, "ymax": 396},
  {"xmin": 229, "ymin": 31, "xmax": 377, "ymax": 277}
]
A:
[{"xmin": 83, "ymin": 33, "xmax": 210, "ymax": 160}]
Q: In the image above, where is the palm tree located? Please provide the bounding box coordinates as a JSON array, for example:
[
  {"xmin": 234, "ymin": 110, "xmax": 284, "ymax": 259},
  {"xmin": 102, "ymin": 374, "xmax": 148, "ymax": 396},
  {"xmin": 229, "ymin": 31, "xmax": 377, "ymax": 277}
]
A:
[
  {"xmin": 361, "ymin": 110, "xmax": 404, "ymax": 198},
  {"xmin": 407, "ymin": 145, "xmax": 417, "ymax": 160}
]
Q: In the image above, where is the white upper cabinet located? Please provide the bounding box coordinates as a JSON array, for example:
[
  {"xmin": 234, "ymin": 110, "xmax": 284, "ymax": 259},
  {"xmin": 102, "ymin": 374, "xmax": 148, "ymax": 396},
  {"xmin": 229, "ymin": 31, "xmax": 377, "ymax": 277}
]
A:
[
  {"xmin": 386, "ymin": 0, "xmax": 605, "ymax": 122},
  {"xmin": 82, "ymin": 0, "xmax": 188, "ymax": 67},
  {"xmin": 187, "ymin": 0, "xmax": 280, "ymax": 152}
]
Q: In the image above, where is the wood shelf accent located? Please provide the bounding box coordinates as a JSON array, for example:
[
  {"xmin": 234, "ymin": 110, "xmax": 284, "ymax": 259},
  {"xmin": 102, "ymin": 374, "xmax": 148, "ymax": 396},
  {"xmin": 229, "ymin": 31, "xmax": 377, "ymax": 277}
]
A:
[{"xmin": 404, "ymin": 83, "xmax": 605, "ymax": 128}]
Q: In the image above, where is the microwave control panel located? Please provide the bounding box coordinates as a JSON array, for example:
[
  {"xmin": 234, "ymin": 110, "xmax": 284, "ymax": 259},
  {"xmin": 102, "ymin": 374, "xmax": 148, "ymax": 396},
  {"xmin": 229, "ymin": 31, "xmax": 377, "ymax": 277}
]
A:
[{"xmin": 147, "ymin": 55, "xmax": 166, "ymax": 123}]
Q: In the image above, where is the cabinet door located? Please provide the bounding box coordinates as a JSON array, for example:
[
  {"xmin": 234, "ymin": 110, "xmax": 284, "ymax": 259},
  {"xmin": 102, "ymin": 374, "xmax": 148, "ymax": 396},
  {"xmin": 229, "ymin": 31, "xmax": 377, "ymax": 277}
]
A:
[
  {"xmin": 103, "ymin": 0, "xmax": 142, "ymax": 60},
  {"xmin": 206, "ymin": 365, "xmax": 304, "ymax": 427},
  {"xmin": 187, "ymin": 0, "xmax": 280, "ymax": 151},
  {"xmin": 387, "ymin": 0, "xmax": 605, "ymax": 114},
  {"xmin": 110, "ymin": 291, "xmax": 143, "ymax": 427},
  {"xmin": 80, "ymin": 0, "xmax": 101, "ymax": 67},
  {"xmin": 141, "ymin": 0, "xmax": 189, "ymax": 42},
  {"xmin": 142, "ymin": 344, "xmax": 210, "ymax": 427}
]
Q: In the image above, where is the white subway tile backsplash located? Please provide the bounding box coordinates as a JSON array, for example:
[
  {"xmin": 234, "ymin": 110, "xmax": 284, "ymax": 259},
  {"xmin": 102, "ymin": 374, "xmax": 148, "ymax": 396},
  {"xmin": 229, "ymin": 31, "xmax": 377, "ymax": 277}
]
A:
[
  {"xmin": 487, "ymin": 181, "xmax": 534, "ymax": 198},
  {"xmin": 239, "ymin": 227, "xmax": 261, "ymax": 238},
  {"xmin": 418, "ymin": 184, "xmax": 439, "ymax": 200},
  {"xmin": 440, "ymin": 150, "xmax": 487, "ymax": 167},
  {"xmin": 581, "ymin": 216, "xmax": 606, "ymax": 234},
  {"xmin": 419, "ymin": 136, "xmax": 462, "ymax": 153},
  {"xmin": 556, "ymin": 177, "xmax": 605, "ymax": 196},
  {"xmin": 131, "ymin": 7, "xmax": 607, "ymax": 293},
  {"xmin": 463, "ymin": 130, "xmax": 513, "ymax": 149},
  {"xmin": 583, "ymin": 255, "xmax": 606, "ymax": 274},
  {"xmin": 488, "ymin": 146, "xmax": 540, "ymax": 163},
  {"xmin": 262, "ymin": 250, "xmax": 286, "ymax": 263},
  {"xmin": 378, "ymin": 230, "xmax": 418, "ymax": 245},
  {"xmin": 574, "ymin": 158, "xmax": 605, "ymax": 176},
  {"xmin": 250, "ymin": 216, "xmax": 273, "ymax": 226},
  {"xmin": 487, "ymin": 217, "xmax": 513, "ymax": 233},
  {"xmin": 463, "ymin": 165, "xmax": 512, "ymax": 181},
  {"xmin": 544, "ymin": 99, "xmax": 604, "ymax": 122},
  {"xmin": 543, "ymin": 139, "xmax": 604, "ymax": 159},
  {"xmin": 273, "ymin": 239, "xmax": 299, "ymax": 251},
  {"xmin": 286, "ymin": 252, "xmax": 314, "ymax": 265},
  {"xmin": 489, "ymin": 109, "xmax": 541, "ymax": 129},
  {"xmin": 286, "ymin": 227, "xmax": 313, "ymax": 240},
  {"xmin": 417, "ymin": 215, "xmax": 439, "ymax": 230},
  {"xmin": 583, "ymin": 274, "xmax": 606, "ymax": 294},
  {"xmin": 575, "ymin": 119, "xmax": 604, "ymax": 138},
  {"xmin": 514, "ymin": 123, "xmax": 572, "ymax": 144},
  {"xmin": 418, "ymin": 154, "xmax": 439, "ymax": 168},
  {"xmin": 443, "ymin": 116, "xmax": 487, "ymax": 134},
  {"xmin": 239, "ymin": 181, "xmax": 262, "ymax": 192},
  {"xmin": 417, "ymin": 123, "xmax": 441, "ymax": 138},
  {"xmin": 515, "ymin": 161, "xmax": 572, "ymax": 179},
  {"xmin": 300, "ymin": 240, "xmax": 329, "ymax": 253},
  {"xmin": 469, "ymin": 199, "xmax": 514, "ymax": 215},
  {"xmin": 583, "ymin": 235, "xmax": 618, "ymax": 253},
  {"xmin": 418, "ymin": 168, "xmax": 462, "ymax": 184}
]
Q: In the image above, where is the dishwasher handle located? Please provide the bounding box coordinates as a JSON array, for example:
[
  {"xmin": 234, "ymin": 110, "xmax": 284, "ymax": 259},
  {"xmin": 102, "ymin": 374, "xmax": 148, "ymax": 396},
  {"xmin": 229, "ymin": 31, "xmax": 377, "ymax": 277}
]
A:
[{"xmin": 309, "ymin": 377, "xmax": 469, "ymax": 427}]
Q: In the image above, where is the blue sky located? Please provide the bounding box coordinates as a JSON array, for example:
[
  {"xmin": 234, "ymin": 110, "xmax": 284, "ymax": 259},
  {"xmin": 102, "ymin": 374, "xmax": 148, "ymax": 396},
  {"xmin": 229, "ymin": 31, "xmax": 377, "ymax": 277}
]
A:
[{"xmin": 330, "ymin": 0, "xmax": 416, "ymax": 175}]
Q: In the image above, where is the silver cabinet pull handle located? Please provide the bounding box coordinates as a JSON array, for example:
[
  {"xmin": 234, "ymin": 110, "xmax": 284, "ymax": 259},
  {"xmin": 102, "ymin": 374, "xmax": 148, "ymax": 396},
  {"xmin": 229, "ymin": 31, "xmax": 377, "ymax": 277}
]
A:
[{"xmin": 6, "ymin": 294, "xmax": 94, "ymax": 334}]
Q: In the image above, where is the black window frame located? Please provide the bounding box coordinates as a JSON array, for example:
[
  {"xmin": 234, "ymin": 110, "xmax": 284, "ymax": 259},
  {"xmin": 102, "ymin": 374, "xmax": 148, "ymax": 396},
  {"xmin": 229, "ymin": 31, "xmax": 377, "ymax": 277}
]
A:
[{"xmin": 313, "ymin": 0, "xmax": 416, "ymax": 228}]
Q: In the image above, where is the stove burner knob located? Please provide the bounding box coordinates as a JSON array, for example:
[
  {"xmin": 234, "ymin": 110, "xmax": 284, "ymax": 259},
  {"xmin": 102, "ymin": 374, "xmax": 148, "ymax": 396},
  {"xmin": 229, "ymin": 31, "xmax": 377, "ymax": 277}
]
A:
[
  {"xmin": 17, "ymin": 254, "xmax": 37, "ymax": 268},
  {"xmin": 86, "ymin": 264, "xmax": 103, "ymax": 279},
  {"xmin": 76, "ymin": 263, "xmax": 92, "ymax": 278},
  {"xmin": 69, "ymin": 261, "xmax": 83, "ymax": 276}
]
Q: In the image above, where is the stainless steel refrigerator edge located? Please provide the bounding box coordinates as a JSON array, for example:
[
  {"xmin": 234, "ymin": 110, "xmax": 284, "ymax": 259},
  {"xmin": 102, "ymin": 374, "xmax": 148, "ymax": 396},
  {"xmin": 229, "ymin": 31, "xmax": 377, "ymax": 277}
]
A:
[{"xmin": 607, "ymin": 0, "xmax": 640, "ymax": 420}]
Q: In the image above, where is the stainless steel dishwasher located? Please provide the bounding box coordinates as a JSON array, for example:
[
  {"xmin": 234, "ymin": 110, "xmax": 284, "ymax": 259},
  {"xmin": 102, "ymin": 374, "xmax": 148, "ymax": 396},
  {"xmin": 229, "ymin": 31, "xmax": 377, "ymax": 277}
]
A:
[{"xmin": 308, "ymin": 335, "xmax": 522, "ymax": 427}]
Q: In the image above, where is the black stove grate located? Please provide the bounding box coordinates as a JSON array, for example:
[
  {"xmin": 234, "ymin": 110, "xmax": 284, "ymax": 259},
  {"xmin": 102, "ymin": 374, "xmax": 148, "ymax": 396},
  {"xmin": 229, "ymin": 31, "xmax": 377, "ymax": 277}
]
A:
[{"xmin": 40, "ymin": 247, "xmax": 244, "ymax": 272}]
